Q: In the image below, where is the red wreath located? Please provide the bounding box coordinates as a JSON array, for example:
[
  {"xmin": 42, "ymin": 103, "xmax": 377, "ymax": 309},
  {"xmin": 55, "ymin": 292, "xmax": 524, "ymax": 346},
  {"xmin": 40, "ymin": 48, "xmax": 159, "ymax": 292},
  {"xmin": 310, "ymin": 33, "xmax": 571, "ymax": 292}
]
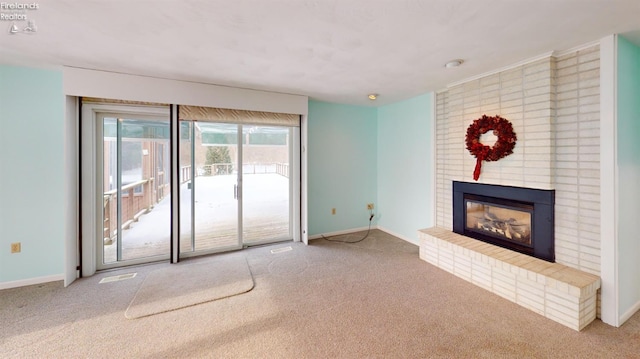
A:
[{"xmin": 465, "ymin": 115, "xmax": 517, "ymax": 181}]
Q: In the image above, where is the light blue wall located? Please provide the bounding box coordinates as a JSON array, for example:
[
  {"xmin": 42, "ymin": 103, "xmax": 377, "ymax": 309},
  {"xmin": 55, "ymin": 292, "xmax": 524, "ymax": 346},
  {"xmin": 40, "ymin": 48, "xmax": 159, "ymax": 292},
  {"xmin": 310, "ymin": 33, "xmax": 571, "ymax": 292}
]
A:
[
  {"xmin": 0, "ymin": 66, "xmax": 434, "ymax": 284},
  {"xmin": 377, "ymin": 93, "xmax": 433, "ymax": 243},
  {"xmin": 617, "ymin": 36, "xmax": 640, "ymax": 317},
  {"xmin": 308, "ymin": 100, "xmax": 378, "ymax": 236},
  {"xmin": 0, "ymin": 65, "xmax": 65, "ymax": 283}
]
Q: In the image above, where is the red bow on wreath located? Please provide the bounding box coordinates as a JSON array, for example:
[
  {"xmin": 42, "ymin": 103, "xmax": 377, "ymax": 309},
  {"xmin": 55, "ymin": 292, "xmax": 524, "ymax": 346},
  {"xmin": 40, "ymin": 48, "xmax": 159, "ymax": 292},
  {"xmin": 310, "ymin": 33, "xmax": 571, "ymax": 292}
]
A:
[{"xmin": 465, "ymin": 115, "xmax": 517, "ymax": 181}]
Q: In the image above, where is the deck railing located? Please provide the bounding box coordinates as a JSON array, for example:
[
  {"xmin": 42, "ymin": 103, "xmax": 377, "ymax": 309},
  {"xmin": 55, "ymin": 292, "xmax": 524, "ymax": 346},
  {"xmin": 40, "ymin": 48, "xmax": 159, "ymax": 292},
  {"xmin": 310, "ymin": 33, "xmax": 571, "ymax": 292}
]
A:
[
  {"xmin": 181, "ymin": 166, "xmax": 191, "ymax": 184},
  {"xmin": 204, "ymin": 163, "xmax": 234, "ymax": 176},
  {"xmin": 106, "ymin": 162, "xmax": 289, "ymax": 242},
  {"xmin": 103, "ymin": 178, "xmax": 169, "ymax": 243},
  {"xmin": 242, "ymin": 163, "xmax": 289, "ymax": 177},
  {"xmin": 181, "ymin": 163, "xmax": 290, "ymax": 180},
  {"xmin": 275, "ymin": 163, "xmax": 289, "ymax": 177}
]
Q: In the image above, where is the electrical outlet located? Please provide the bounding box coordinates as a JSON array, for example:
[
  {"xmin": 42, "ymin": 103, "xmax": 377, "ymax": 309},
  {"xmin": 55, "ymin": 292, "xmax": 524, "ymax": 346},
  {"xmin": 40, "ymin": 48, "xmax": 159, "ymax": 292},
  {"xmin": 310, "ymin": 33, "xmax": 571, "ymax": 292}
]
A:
[
  {"xmin": 367, "ymin": 203, "xmax": 374, "ymax": 210},
  {"xmin": 331, "ymin": 208, "xmax": 336, "ymax": 215},
  {"xmin": 11, "ymin": 242, "xmax": 21, "ymax": 253}
]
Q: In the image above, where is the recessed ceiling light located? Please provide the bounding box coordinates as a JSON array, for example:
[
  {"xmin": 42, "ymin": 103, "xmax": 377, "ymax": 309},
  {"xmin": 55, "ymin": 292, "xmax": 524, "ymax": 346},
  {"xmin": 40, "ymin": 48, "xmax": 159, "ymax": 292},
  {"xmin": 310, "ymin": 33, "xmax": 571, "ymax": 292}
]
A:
[
  {"xmin": 368, "ymin": 94, "xmax": 378, "ymax": 100},
  {"xmin": 445, "ymin": 59, "xmax": 464, "ymax": 68}
]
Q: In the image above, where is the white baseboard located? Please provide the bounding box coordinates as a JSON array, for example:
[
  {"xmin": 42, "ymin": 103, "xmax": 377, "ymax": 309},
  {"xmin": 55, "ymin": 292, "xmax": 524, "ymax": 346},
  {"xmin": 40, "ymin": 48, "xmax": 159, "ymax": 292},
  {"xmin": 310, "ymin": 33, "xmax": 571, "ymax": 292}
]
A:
[
  {"xmin": 620, "ymin": 299, "xmax": 640, "ymax": 326},
  {"xmin": 308, "ymin": 225, "xmax": 378, "ymax": 240},
  {"xmin": 377, "ymin": 226, "xmax": 419, "ymax": 245},
  {"xmin": 0, "ymin": 274, "xmax": 64, "ymax": 290}
]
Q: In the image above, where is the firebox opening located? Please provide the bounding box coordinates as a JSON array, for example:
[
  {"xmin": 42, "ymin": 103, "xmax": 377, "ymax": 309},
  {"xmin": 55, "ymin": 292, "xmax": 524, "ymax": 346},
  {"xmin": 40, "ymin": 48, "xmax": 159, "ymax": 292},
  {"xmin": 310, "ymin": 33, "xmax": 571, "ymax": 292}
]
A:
[
  {"xmin": 465, "ymin": 195, "xmax": 533, "ymax": 247},
  {"xmin": 453, "ymin": 181, "xmax": 555, "ymax": 263}
]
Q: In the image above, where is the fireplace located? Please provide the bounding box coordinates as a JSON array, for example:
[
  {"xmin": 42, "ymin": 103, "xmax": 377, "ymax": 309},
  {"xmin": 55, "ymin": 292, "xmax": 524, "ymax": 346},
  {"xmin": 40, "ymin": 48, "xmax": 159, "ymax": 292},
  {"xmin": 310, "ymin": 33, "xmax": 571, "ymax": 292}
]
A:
[{"xmin": 453, "ymin": 181, "xmax": 555, "ymax": 262}]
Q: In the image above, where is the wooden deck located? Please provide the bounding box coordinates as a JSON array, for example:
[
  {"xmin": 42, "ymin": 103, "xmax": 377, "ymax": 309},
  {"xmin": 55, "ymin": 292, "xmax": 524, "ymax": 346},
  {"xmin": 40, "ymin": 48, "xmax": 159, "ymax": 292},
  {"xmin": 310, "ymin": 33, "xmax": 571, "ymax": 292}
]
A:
[
  {"xmin": 103, "ymin": 174, "xmax": 290, "ymax": 263},
  {"xmin": 103, "ymin": 222, "xmax": 290, "ymax": 262}
]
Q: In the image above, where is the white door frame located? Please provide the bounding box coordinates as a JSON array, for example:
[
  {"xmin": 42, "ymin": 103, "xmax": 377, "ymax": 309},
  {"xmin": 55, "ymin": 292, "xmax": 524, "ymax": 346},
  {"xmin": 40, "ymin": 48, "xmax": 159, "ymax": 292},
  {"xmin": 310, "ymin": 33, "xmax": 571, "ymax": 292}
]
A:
[
  {"xmin": 80, "ymin": 103, "xmax": 306, "ymax": 275},
  {"xmin": 301, "ymin": 114, "xmax": 308, "ymax": 244},
  {"xmin": 80, "ymin": 103, "xmax": 170, "ymax": 275},
  {"xmin": 63, "ymin": 96, "xmax": 79, "ymax": 286}
]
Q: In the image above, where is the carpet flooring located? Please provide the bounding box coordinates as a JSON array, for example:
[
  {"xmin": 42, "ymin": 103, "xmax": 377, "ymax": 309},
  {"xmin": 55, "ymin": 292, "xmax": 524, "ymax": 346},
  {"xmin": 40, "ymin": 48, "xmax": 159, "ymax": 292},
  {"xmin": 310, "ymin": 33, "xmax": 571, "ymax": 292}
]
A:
[
  {"xmin": 125, "ymin": 257, "xmax": 254, "ymax": 319},
  {"xmin": 1, "ymin": 229, "xmax": 639, "ymax": 358}
]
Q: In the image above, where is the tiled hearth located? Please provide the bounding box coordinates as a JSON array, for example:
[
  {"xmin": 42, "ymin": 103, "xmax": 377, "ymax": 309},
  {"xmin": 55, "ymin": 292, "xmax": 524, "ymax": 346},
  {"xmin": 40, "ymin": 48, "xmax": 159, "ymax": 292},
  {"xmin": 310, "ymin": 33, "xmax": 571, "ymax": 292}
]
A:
[{"xmin": 419, "ymin": 227, "xmax": 600, "ymax": 331}]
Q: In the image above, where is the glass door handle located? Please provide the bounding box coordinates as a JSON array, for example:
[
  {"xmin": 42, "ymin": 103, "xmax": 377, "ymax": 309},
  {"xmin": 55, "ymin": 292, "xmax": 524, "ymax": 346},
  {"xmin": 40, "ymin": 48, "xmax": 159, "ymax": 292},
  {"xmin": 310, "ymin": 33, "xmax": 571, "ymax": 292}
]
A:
[{"xmin": 234, "ymin": 184, "xmax": 238, "ymax": 199}]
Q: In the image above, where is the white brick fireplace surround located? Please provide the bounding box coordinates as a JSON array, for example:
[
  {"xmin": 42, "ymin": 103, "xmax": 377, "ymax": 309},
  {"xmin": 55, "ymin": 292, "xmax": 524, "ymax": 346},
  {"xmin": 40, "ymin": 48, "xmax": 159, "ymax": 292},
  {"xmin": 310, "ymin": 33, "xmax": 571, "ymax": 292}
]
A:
[{"xmin": 422, "ymin": 44, "xmax": 602, "ymax": 331}]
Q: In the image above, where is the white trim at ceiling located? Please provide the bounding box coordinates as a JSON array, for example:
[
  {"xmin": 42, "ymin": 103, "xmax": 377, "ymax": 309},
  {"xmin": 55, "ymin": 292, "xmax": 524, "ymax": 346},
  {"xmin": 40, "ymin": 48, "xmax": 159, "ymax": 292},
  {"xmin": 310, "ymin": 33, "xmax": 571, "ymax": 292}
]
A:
[
  {"xmin": 446, "ymin": 51, "xmax": 555, "ymax": 88},
  {"xmin": 445, "ymin": 39, "xmax": 601, "ymax": 89},
  {"xmin": 553, "ymin": 39, "xmax": 601, "ymax": 57},
  {"xmin": 63, "ymin": 67, "xmax": 308, "ymax": 115}
]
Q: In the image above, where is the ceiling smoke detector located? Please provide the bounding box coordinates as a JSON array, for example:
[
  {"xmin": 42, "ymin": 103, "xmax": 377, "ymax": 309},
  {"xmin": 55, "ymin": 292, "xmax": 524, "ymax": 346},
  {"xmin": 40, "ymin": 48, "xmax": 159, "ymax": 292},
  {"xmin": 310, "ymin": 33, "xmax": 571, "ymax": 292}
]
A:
[
  {"xmin": 368, "ymin": 94, "xmax": 378, "ymax": 100},
  {"xmin": 445, "ymin": 59, "xmax": 464, "ymax": 68}
]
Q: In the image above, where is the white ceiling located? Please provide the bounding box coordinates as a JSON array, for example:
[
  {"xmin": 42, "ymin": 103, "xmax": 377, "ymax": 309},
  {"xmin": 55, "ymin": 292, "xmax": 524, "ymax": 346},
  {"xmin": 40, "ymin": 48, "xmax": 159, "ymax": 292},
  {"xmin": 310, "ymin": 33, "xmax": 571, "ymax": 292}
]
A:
[{"xmin": 1, "ymin": 0, "xmax": 640, "ymax": 106}]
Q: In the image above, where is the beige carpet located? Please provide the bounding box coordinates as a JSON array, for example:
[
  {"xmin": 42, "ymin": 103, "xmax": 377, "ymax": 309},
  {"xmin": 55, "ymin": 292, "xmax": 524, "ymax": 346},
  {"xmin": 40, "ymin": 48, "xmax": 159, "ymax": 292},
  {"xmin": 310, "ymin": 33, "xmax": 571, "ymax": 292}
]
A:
[
  {"xmin": 2, "ymin": 230, "xmax": 640, "ymax": 358},
  {"xmin": 125, "ymin": 256, "xmax": 254, "ymax": 319}
]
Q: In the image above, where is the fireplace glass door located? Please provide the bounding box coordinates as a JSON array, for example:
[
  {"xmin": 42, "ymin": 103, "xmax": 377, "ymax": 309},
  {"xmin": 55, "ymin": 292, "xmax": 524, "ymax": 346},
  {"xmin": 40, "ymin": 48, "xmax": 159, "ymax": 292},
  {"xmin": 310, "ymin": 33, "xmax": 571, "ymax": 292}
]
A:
[{"xmin": 465, "ymin": 197, "xmax": 533, "ymax": 247}]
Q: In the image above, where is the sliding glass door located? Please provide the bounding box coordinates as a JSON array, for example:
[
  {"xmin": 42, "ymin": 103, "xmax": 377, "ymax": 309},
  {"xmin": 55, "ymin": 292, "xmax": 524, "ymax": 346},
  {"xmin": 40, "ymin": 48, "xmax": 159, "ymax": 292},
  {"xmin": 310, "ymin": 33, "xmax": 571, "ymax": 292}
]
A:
[
  {"xmin": 82, "ymin": 102, "xmax": 299, "ymax": 273},
  {"xmin": 242, "ymin": 125, "xmax": 291, "ymax": 244},
  {"xmin": 99, "ymin": 114, "xmax": 171, "ymax": 268},
  {"xmin": 180, "ymin": 122, "xmax": 241, "ymax": 253},
  {"xmin": 179, "ymin": 122, "xmax": 293, "ymax": 256}
]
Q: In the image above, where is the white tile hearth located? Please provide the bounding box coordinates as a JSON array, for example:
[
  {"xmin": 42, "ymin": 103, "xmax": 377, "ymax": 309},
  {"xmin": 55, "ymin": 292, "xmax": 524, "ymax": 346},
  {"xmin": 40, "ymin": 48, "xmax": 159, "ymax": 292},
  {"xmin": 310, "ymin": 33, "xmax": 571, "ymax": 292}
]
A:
[{"xmin": 419, "ymin": 227, "xmax": 600, "ymax": 331}]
